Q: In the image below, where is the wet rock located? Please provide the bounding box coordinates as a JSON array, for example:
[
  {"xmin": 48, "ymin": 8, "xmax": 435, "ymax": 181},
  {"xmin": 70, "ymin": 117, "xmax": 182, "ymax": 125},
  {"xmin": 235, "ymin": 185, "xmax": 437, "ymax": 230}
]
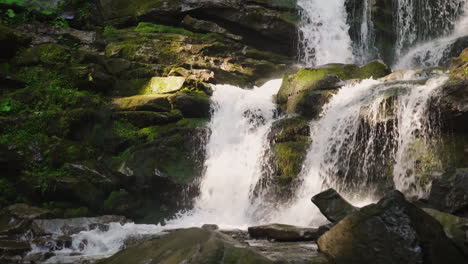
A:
[
  {"xmin": 277, "ymin": 61, "xmax": 390, "ymax": 119},
  {"xmin": 438, "ymin": 80, "xmax": 468, "ymax": 133},
  {"xmin": 0, "ymin": 204, "xmax": 51, "ymax": 235},
  {"xmin": 312, "ymin": 188, "xmax": 358, "ymax": 223},
  {"xmin": 182, "ymin": 15, "xmax": 242, "ymax": 41},
  {"xmin": 0, "ymin": 24, "xmax": 31, "ymax": 59},
  {"xmin": 122, "ymin": 234, "xmax": 162, "ymax": 249},
  {"xmin": 31, "ymin": 215, "xmax": 129, "ymax": 236},
  {"xmin": 0, "ymin": 240, "xmax": 31, "ymax": 264},
  {"xmin": 318, "ymin": 190, "xmax": 467, "ymax": 264},
  {"xmin": 201, "ymin": 224, "xmax": 219, "ymax": 230},
  {"xmin": 248, "ymin": 223, "xmax": 322, "ymax": 242},
  {"xmin": 428, "ymin": 169, "xmax": 468, "ymax": 217},
  {"xmin": 99, "ymin": 227, "xmax": 274, "ymax": 264}
]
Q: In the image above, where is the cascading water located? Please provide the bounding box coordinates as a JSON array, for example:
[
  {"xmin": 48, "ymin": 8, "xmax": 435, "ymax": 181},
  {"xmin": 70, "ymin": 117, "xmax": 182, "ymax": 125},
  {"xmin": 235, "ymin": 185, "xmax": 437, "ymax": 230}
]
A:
[
  {"xmin": 297, "ymin": 0, "xmax": 354, "ymax": 66},
  {"xmin": 395, "ymin": 1, "xmax": 468, "ymax": 69},
  {"xmin": 271, "ymin": 70, "xmax": 449, "ymax": 225}
]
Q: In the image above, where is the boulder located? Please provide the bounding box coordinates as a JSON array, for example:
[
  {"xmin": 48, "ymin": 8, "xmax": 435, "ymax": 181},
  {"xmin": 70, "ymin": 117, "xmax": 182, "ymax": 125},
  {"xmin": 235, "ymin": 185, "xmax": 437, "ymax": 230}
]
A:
[
  {"xmin": 423, "ymin": 208, "xmax": 468, "ymax": 255},
  {"xmin": 248, "ymin": 223, "xmax": 323, "ymax": 242},
  {"xmin": 98, "ymin": 227, "xmax": 274, "ymax": 264},
  {"xmin": 312, "ymin": 189, "xmax": 358, "ymax": 223},
  {"xmin": 318, "ymin": 190, "xmax": 467, "ymax": 264},
  {"xmin": 112, "ymin": 95, "xmax": 172, "ymax": 112},
  {"xmin": 428, "ymin": 169, "xmax": 468, "ymax": 216},
  {"xmin": 145, "ymin": 76, "xmax": 186, "ymax": 94},
  {"xmin": 277, "ymin": 61, "xmax": 390, "ymax": 118},
  {"xmin": 181, "ymin": 15, "xmax": 241, "ymax": 41},
  {"xmin": 169, "ymin": 92, "xmax": 211, "ymax": 118},
  {"xmin": 438, "ymin": 80, "xmax": 468, "ymax": 133}
]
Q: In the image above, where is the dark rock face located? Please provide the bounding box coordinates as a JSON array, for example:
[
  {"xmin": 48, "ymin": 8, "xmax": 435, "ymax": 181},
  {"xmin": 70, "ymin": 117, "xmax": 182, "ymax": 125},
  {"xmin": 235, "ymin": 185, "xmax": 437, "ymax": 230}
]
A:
[
  {"xmin": 99, "ymin": 228, "xmax": 274, "ymax": 264},
  {"xmin": 428, "ymin": 169, "xmax": 468, "ymax": 217},
  {"xmin": 318, "ymin": 191, "xmax": 467, "ymax": 264},
  {"xmin": 438, "ymin": 80, "xmax": 468, "ymax": 133},
  {"xmin": 248, "ymin": 223, "xmax": 323, "ymax": 241},
  {"xmin": 311, "ymin": 189, "xmax": 358, "ymax": 223}
]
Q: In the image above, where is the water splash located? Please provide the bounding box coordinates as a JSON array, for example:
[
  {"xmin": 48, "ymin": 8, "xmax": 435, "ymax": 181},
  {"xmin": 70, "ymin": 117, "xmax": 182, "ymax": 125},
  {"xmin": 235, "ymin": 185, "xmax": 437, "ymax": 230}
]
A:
[{"xmin": 297, "ymin": 0, "xmax": 354, "ymax": 66}]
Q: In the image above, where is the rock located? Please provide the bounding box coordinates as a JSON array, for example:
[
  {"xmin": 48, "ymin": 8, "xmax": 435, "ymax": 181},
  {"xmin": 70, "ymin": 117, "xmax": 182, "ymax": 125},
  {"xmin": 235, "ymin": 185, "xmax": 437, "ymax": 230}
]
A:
[
  {"xmin": 0, "ymin": 73, "xmax": 26, "ymax": 90},
  {"xmin": 312, "ymin": 188, "xmax": 358, "ymax": 223},
  {"xmin": 0, "ymin": 24, "xmax": 31, "ymax": 59},
  {"xmin": 0, "ymin": 204, "xmax": 51, "ymax": 235},
  {"xmin": 145, "ymin": 76, "xmax": 186, "ymax": 94},
  {"xmin": 14, "ymin": 43, "xmax": 70, "ymax": 66},
  {"xmin": 248, "ymin": 223, "xmax": 323, "ymax": 242},
  {"xmin": 182, "ymin": 15, "xmax": 242, "ymax": 41},
  {"xmin": 0, "ymin": 240, "xmax": 31, "ymax": 263},
  {"xmin": 201, "ymin": 224, "xmax": 219, "ymax": 230},
  {"xmin": 277, "ymin": 61, "xmax": 390, "ymax": 118},
  {"xmin": 318, "ymin": 190, "xmax": 467, "ymax": 264},
  {"xmin": 264, "ymin": 117, "xmax": 311, "ymax": 197},
  {"xmin": 31, "ymin": 215, "xmax": 128, "ymax": 236},
  {"xmin": 98, "ymin": 227, "xmax": 274, "ymax": 264},
  {"xmin": 112, "ymin": 95, "xmax": 172, "ymax": 112},
  {"xmin": 428, "ymin": 169, "xmax": 468, "ymax": 216},
  {"xmin": 113, "ymin": 111, "xmax": 183, "ymax": 128},
  {"xmin": 169, "ymin": 92, "xmax": 211, "ymax": 118},
  {"xmin": 423, "ymin": 208, "xmax": 468, "ymax": 255}
]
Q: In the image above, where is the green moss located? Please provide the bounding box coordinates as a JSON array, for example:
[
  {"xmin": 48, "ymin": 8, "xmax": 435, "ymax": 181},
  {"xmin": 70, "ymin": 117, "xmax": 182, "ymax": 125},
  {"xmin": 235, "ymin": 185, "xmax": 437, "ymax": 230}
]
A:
[
  {"xmin": 356, "ymin": 60, "xmax": 391, "ymax": 79},
  {"xmin": 63, "ymin": 207, "xmax": 89, "ymax": 218},
  {"xmin": 135, "ymin": 22, "xmax": 193, "ymax": 35},
  {"xmin": 104, "ymin": 189, "xmax": 132, "ymax": 213},
  {"xmin": 274, "ymin": 142, "xmax": 309, "ymax": 185}
]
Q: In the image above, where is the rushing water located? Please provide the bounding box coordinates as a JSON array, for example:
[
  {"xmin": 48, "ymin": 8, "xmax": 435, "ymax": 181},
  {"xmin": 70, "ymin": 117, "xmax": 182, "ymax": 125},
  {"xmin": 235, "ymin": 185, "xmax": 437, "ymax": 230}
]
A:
[
  {"xmin": 395, "ymin": 1, "xmax": 468, "ymax": 69},
  {"xmin": 297, "ymin": 0, "xmax": 354, "ymax": 66}
]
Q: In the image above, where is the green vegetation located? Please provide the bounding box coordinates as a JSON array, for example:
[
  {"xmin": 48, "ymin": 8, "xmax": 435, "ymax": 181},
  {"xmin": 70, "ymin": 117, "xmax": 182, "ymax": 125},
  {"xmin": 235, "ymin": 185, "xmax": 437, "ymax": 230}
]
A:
[{"xmin": 135, "ymin": 22, "xmax": 193, "ymax": 35}]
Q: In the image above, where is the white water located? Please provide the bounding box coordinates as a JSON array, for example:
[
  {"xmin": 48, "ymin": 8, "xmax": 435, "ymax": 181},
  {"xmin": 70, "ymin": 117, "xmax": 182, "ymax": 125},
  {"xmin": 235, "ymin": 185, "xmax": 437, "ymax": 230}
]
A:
[
  {"xmin": 297, "ymin": 0, "xmax": 354, "ymax": 66},
  {"xmin": 271, "ymin": 71, "xmax": 448, "ymax": 225},
  {"xmin": 355, "ymin": 0, "xmax": 375, "ymax": 64},
  {"xmin": 395, "ymin": 2, "xmax": 468, "ymax": 69}
]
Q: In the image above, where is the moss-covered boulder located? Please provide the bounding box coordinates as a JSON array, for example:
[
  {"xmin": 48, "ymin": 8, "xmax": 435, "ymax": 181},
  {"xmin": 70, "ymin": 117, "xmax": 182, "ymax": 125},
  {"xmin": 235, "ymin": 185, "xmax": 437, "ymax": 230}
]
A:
[
  {"xmin": 265, "ymin": 117, "xmax": 311, "ymax": 196},
  {"xmin": 318, "ymin": 190, "xmax": 467, "ymax": 264},
  {"xmin": 112, "ymin": 95, "xmax": 172, "ymax": 112},
  {"xmin": 248, "ymin": 223, "xmax": 322, "ymax": 242},
  {"xmin": 98, "ymin": 228, "xmax": 274, "ymax": 264},
  {"xmin": 169, "ymin": 91, "xmax": 211, "ymax": 118},
  {"xmin": 277, "ymin": 61, "xmax": 391, "ymax": 119},
  {"xmin": 113, "ymin": 110, "xmax": 182, "ymax": 128}
]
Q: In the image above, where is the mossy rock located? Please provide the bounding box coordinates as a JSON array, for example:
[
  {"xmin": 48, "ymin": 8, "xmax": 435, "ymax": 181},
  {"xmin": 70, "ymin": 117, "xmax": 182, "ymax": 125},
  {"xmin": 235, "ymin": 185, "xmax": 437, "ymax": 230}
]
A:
[
  {"xmin": 14, "ymin": 43, "xmax": 70, "ymax": 66},
  {"xmin": 278, "ymin": 61, "xmax": 390, "ymax": 118},
  {"xmin": 145, "ymin": 76, "xmax": 186, "ymax": 94},
  {"xmin": 0, "ymin": 24, "xmax": 31, "ymax": 59},
  {"xmin": 112, "ymin": 94, "xmax": 171, "ymax": 112},
  {"xmin": 98, "ymin": 228, "xmax": 273, "ymax": 264}
]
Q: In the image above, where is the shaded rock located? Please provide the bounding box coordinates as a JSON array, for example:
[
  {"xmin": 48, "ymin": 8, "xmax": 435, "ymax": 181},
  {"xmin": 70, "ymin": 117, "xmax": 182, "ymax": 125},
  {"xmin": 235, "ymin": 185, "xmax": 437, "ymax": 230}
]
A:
[
  {"xmin": 0, "ymin": 240, "xmax": 31, "ymax": 263},
  {"xmin": 0, "ymin": 24, "xmax": 31, "ymax": 59},
  {"xmin": 312, "ymin": 188, "xmax": 358, "ymax": 223},
  {"xmin": 318, "ymin": 190, "xmax": 467, "ymax": 264},
  {"xmin": 248, "ymin": 223, "xmax": 322, "ymax": 242},
  {"xmin": 438, "ymin": 80, "xmax": 468, "ymax": 133},
  {"xmin": 113, "ymin": 111, "xmax": 183, "ymax": 128},
  {"xmin": 31, "ymin": 215, "xmax": 128, "ymax": 236},
  {"xmin": 423, "ymin": 208, "xmax": 468, "ymax": 255},
  {"xmin": 145, "ymin": 76, "xmax": 186, "ymax": 94},
  {"xmin": 112, "ymin": 95, "xmax": 172, "ymax": 112},
  {"xmin": 428, "ymin": 169, "xmax": 468, "ymax": 216},
  {"xmin": 0, "ymin": 73, "xmax": 26, "ymax": 90},
  {"xmin": 98, "ymin": 227, "xmax": 274, "ymax": 264},
  {"xmin": 182, "ymin": 15, "xmax": 242, "ymax": 41},
  {"xmin": 0, "ymin": 204, "xmax": 51, "ymax": 235},
  {"xmin": 169, "ymin": 92, "xmax": 211, "ymax": 118}
]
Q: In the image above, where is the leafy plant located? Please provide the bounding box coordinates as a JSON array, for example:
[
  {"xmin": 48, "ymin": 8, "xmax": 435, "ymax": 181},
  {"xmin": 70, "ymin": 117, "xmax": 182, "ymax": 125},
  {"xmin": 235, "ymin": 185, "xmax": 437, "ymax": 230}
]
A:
[
  {"xmin": 51, "ymin": 17, "xmax": 69, "ymax": 28},
  {"xmin": 6, "ymin": 8, "xmax": 15, "ymax": 18}
]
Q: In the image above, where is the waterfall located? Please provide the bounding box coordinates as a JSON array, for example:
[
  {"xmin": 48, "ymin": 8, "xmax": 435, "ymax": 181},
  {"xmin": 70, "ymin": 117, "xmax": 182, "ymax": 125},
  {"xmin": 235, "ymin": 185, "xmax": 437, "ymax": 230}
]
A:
[
  {"xmin": 174, "ymin": 79, "xmax": 282, "ymax": 228},
  {"xmin": 271, "ymin": 71, "xmax": 449, "ymax": 225},
  {"xmin": 297, "ymin": 0, "xmax": 354, "ymax": 66},
  {"xmin": 395, "ymin": 1, "xmax": 468, "ymax": 69}
]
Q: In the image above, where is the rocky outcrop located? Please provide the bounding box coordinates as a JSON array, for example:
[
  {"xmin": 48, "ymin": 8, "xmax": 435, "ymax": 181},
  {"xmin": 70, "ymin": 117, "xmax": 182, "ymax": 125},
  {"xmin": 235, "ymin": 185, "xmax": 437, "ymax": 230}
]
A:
[
  {"xmin": 427, "ymin": 169, "xmax": 468, "ymax": 217},
  {"xmin": 312, "ymin": 189, "xmax": 358, "ymax": 223},
  {"xmin": 317, "ymin": 190, "xmax": 467, "ymax": 264},
  {"xmin": 277, "ymin": 61, "xmax": 391, "ymax": 118},
  {"xmin": 99, "ymin": 227, "xmax": 274, "ymax": 264},
  {"xmin": 248, "ymin": 223, "xmax": 325, "ymax": 241}
]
